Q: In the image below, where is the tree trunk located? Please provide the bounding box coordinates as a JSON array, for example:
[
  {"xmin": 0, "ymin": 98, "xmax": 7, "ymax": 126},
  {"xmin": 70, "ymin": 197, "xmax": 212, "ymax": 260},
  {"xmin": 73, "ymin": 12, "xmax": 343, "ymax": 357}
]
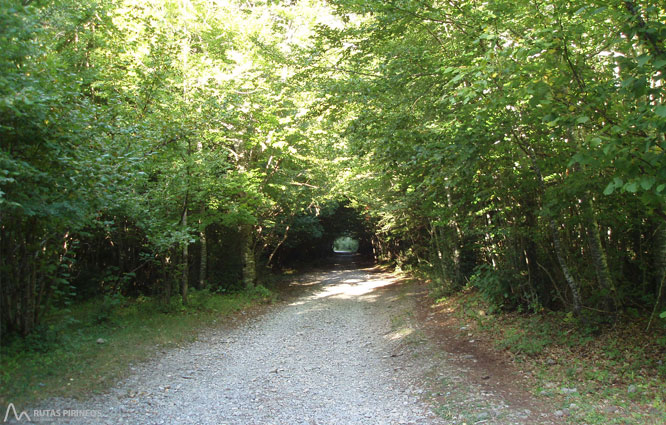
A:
[
  {"xmin": 19, "ymin": 226, "xmax": 37, "ymax": 335},
  {"xmin": 430, "ymin": 222, "xmax": 448, "ymax": 283},
  {"xmin": 445, "ymin": 184, "xmax": 463, "ymax": 285},
  {"xmin": 522, "ymin": 203, "xmax": 550, "ymax": 307},
  {"xmin": 655, "ymin": 222, "xmax": 666, "ymax": 294},
  {"xmin": 199, "ymin": 221, "xmax": 207, "ymax": 289},
  {"xmin": 581, "ymin": 195, "xmax": 617, "ymax": 312},
  {"xmin": 371, "ymin": 235, "xmax": 379, "ymax": 261},
  {"xmin": 180, "ymin": 0, "xmax": 191, "ymax": 304},
  {"xmin": 162, "ymin": 256, "xmax": 171, "ymax": 305},
  {"xmin": 267, "ymin": 225, "xmax": 290, "ymax": 267},
  {"xmin": 516, "ymin": 136, "xmax": 583, "ymax": 315},
  {"xmin": 21, "ymin": 263, "xmax": 36, "ymax": 336},
  {"xmin": 647, "ymin": 221, "xmax": 666, "ymax": 330},
  {"xmin": 548, "ymin": 218, "xmax": 583, "ymax": 316},
  {"xmin": 181, "ymin": 208, "xmax": 189, "ymax": 305},
  {"xmin": 240, "ymin": 224, "xmax": 256, "ymax": 289}
]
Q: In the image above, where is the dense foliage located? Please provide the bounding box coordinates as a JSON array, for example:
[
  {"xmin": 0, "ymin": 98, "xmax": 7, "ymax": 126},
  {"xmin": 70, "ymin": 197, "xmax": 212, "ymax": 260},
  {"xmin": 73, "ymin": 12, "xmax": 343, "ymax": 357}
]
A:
[
  {"xmin": 0, "ymin": 0, "xmax": 345, "ymax": 336},
  {"xmin": 1, "ymin": 0, "xmax": 665, "ymax": 338},
  {"xmin": 309, "ymin": 0, "xmax": 666, "ymax": 318}
]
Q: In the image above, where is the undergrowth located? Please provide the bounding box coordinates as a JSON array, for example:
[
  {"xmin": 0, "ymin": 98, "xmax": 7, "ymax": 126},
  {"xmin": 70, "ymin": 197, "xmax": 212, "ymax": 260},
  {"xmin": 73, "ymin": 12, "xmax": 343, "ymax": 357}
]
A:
[
  {"xmin": 432, "ymin": 288, "xmax": 666, "ymax": 424},
  {"xmin": 0, "ymin": 285, "xmax": 275, "ymax": 407}
]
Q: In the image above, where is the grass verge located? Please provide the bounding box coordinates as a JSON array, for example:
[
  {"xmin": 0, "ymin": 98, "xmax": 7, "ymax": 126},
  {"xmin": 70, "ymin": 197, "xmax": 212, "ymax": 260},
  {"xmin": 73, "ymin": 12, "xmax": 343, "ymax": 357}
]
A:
[
  {"xmin": 0, "ymin": 285, "xmax": 275, "ymax": 407},
  {"xmin": 432, "ymin": 288, "xmax": 666, "ymax": 424}
]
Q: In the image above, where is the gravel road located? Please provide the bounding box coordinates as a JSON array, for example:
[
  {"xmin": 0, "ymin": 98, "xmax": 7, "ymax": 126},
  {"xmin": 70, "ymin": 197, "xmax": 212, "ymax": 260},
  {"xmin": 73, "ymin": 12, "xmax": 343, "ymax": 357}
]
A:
[
  {"xmin": 28, "ymin": 257, "xmax": 445, "ymax": 424},
  {"xmin": 23, "ymin": 256, "xmax": 552, "ymax": 425}
]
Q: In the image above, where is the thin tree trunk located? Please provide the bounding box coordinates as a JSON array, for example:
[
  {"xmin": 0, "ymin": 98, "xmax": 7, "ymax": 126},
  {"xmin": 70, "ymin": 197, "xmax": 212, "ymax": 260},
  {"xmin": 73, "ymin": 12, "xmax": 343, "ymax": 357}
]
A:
[
  {"xmin": 22, "ymin": 263, "xmax": 36, "ymax": 336},
  {"xmin": 581, "ymin": 194, "xmax": 617, "ymax": 312},
  {"xmin": 445, "ymin": 184, "xmax": 462, "ymax": 284},
  {"xmin": 180, "ymin": 0, "xmax": 191, "ymax": 304},
  {"xmin": 267, "ymin": 225, "xmax": 290, "ymax": 267},
  {"xmin": 522, "ymin": 194, "xmax": 545, "ymax": 301},
  {"xmin": 647, "ymin": 222, "xmax": 666, "ymax": 331},
  {"xmin": 36, "ymin": 274, "xmax": 53, "ymax": 325},
  {"xmin": 371, "ymin": 235, "xmax": 378, "ymax": 261},
  {"xmin": 20, "ymin": 226, "xmax": 37, "ymax": 335},
  {"xmin": 181, "ymin": 207, "xmax": 189, "ymax": 305},
  {"xmin": 654, "ymin": 221, "xmax": 666, "ymax": 297},
  {"xmin": 430, "ymin": 222, "xmax": 447, "ymax": 282},
  {"xmin": 240, "ymin": 224, "xmax": 256, "ymax": 289},
  {"xmin": 547, "ymin": 218, "xmax": 583, "ymax": 316},
  {"xmin": 515, "ymin": 135, "xmax": 583, "ymax": 315},
  {"xmin": 199, "ymin": 223, "xmax": 207, "ymax": 290},
  {"xmin": 162, "ymin": 256, "xmax": 171, "ymax": 305}
]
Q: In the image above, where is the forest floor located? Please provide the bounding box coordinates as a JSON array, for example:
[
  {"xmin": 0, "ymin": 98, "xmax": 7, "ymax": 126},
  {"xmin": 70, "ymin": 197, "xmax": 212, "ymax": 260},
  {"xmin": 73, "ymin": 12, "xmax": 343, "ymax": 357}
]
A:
[
  {"xmin": 423, "ymin": 288, "xmax": 666, "ymax": 425},
  {"xmin": 13, "ymin": 255, "xmax": 561, "ymax": 424}
]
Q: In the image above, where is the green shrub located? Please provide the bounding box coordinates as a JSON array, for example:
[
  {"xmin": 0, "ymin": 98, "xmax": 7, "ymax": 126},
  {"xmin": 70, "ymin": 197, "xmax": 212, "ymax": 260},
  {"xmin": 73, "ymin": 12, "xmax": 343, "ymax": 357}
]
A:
[
  {"xmin": 469, "ymin": 264, "xmax": 542, "ymax": 313},
  {"xmin": 96, "ymin": 293, "xmax": 127, "ymax": 324}
]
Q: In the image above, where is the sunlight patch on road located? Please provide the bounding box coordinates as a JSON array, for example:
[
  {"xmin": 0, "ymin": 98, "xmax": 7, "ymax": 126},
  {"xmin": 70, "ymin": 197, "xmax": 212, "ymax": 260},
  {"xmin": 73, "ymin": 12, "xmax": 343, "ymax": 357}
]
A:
[
  {"xmin": 342, "ymin": 278, "xmax": 362, "ymax": 284},
  {"xmin": 311, "ymin": 277, "xmax": 396, "ymax": 300},
  {"xmin": 385, "ymin": 327, "xmax": 414, "ymax": 341}
]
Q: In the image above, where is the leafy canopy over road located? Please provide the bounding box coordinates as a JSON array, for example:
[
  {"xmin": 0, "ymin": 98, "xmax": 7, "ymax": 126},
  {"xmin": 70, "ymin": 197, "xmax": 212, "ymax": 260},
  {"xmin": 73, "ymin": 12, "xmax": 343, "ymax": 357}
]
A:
[{"xmin": 1, "ymin": 0, "xmax": 665, "ymax": 336}]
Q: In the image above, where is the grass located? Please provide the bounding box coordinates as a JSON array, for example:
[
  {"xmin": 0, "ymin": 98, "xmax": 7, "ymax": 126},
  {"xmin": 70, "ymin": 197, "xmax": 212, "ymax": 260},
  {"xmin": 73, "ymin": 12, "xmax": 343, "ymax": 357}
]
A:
[
  {"xmin": 433, "ymin": 288, "xmax": 666, "ymax": 424},
  {"xmin": 0, "ymin": 285, "xmax": 276, "ymax": 407}
]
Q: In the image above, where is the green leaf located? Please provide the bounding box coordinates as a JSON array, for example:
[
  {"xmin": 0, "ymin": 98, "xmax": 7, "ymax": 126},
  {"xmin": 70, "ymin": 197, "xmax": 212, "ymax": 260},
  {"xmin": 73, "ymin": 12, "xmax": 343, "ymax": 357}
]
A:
[
  {"xmin": 573, "ymin": 6, "xmax": 587, "ymax": 15},
  {"xmin": 576, "ymin": 116, "xmax": 590, "ymax": 124},
  {"xmin": 624, "ymin": 181, "xmax": 639, "ymax": 193},
  {"xmin": 655, "ymin": 105, "xmax": 666, "ymax": 117},
  {"xmin": 640, "ymin": 176, "xmax": 655, "ymax": 190},
  {"xmin": 603, "ymin": 182, "xmax": 615, "ymax": 196},
  {"xmin": 450, "ymin": 73, "xmax": 464, "ymax": 84}
]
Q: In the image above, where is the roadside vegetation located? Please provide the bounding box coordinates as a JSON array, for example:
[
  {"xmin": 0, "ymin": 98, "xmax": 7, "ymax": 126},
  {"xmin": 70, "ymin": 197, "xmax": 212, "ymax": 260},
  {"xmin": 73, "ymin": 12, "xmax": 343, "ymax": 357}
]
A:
[
  {"xmin": 0, "ymin": 285, "xmax": 275, "ymax": 406},
  {"xmin": 432, "ymin": 288, "xmax": 666, "ymax": 424}
]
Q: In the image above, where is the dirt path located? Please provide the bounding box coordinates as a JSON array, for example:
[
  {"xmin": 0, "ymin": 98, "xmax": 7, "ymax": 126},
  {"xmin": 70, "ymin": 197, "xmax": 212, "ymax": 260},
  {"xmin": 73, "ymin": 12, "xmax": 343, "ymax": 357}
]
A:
[{"xmin": 28, "ymin": 257, "xmax": 558, "ymax": 424}]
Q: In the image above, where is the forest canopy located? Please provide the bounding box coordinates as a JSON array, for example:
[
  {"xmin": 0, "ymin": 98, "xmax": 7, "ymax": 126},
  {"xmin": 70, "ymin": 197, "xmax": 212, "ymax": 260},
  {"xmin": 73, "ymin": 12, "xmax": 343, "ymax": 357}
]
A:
[{"xmin": 1, "ymin": 0, "xmax": 665, "ymax": 336}]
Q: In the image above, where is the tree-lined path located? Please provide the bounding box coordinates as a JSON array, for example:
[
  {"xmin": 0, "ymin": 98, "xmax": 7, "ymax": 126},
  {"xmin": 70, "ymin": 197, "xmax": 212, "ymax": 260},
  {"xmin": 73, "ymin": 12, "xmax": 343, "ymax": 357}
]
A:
[
  {"xmin": 30, "ymin": 258, "xmax": 550, "ymax": 425},
  {"xmin": 2, "ymin": 0, "xmax": 665, "ymax": 422}
]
